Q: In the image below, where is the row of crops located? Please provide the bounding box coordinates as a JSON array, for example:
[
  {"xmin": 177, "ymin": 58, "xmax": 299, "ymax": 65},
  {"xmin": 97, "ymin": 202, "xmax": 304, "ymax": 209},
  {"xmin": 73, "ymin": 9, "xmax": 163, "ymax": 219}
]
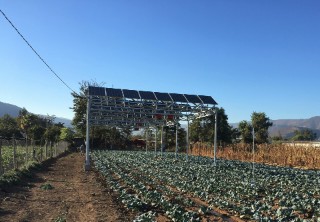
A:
[{"xmin": 91, "ymin": 150, "xmax": 320, "ymax": 221}]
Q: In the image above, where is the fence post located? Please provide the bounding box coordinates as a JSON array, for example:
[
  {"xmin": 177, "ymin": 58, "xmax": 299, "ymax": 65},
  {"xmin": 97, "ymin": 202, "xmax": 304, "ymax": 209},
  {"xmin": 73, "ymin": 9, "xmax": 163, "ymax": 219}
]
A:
[
  {"xmin": 26, "ymin": 138, "xmax": 29, "ymax": 162},
  {"xmin": 50, "ymin": 141, "xmax": 53, "ymax": 158},
  {"xmin": 40, "ymin": 139, "xmax": 43, "ymax": 162},
  {"xmin": 45, "ymin": 140, "xmax": 48, "ymax": 159},
  {"xmin": 32, "ymin": 139, "xmax": 36, "ymax": 160},
  {"xmin": 0, "ymin": 139, "xmax": 3, "ymax": 175},
  {"xmin": 13, "ymin": 136, "xmax": 17, "ymax": 169}
]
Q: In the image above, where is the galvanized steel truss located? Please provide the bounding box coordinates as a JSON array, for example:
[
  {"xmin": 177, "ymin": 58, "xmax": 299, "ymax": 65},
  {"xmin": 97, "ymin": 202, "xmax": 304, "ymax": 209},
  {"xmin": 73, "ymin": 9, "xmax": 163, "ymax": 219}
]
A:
[{"xmin": 85, "ymin": 86, "xmax": 218, "ymax": 170}]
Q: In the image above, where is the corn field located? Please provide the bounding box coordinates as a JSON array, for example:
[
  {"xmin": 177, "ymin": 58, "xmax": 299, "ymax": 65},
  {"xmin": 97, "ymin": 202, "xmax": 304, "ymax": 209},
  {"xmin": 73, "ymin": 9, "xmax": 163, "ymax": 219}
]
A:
[{"xmin": 191, "ymin": 142, "xmax": 320, "ymax": 170}]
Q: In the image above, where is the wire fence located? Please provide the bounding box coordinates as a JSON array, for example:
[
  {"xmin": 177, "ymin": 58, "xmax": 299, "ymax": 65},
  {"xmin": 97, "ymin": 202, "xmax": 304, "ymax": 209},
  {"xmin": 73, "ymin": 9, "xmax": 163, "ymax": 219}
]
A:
[{"xmin": 0, "ymin": 138, "xmax": 69, "ymax": 175}]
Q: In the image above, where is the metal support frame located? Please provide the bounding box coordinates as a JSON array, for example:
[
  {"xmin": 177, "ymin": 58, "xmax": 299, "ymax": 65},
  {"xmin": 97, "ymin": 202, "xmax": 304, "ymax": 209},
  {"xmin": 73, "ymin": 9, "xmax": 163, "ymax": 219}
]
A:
[
  {"xmin": 252, "ymin": 127, "xmax": 255, "ymax": 185},
  {"xmin": 145, "ymin": 127, "xmax": 148, "ymax": 153},
  {"xmin": 85, "ymin": 96, "xmax": 91, "ymax": 171},
  {"xmin": 160, "ymin": 125, "xmax": 164, "ymax": 157},
  {"xmin": 85, "ymin": 86, "xmax": 218, "ymax": 165},
  {"xmin": 213, "ymin": 108, "xmax": 218, "ymax": 166},
  {"xmin": 186, "ymin": 118, "xmax": 189, "ymax": 161},
  {"xmin": 175, "ymin": 124, "xmax": 178, "ymax": 159},
  {"xmin": 154, "ymin": 127, "xmax": 157, "ymax": 155}
]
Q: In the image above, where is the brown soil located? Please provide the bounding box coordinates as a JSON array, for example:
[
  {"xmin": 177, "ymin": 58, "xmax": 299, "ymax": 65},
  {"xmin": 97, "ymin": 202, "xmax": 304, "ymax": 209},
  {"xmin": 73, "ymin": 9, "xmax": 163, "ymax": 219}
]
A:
[{"xmin": 0, "ymin": 152, "xmax": 136, "ymax": 222}]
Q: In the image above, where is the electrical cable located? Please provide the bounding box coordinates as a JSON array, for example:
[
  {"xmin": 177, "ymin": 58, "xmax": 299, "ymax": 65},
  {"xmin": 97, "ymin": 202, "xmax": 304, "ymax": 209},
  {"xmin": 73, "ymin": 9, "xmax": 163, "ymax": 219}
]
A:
[{"xmin": 0, "ymin": 9, "xmax": 78, "ymax": 95}]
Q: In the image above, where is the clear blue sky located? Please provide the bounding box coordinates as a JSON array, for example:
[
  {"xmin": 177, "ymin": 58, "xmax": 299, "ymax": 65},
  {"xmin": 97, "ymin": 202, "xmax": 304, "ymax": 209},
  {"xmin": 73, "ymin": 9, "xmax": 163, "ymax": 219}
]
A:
[{"xmin": 1, "ymin": 0, "xmax": 319, "ymax": 123}]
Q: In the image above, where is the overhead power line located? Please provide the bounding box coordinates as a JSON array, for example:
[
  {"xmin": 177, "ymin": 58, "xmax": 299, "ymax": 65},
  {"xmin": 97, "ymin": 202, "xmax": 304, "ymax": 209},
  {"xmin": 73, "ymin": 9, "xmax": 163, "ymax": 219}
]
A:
[{"xmin": 0, "ymin": 9, "xmax": 77, "ymax": 95}]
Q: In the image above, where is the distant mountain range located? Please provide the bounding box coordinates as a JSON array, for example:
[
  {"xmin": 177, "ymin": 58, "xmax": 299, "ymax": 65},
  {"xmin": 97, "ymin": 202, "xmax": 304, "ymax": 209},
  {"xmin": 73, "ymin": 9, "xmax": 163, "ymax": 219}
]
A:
[
  {"xmin": 1, "ymin": 101, "xmax": 319, "ymax": 139},
  {"xmin": 269, "ymin": 117, "xmax": 320, "ymax": 139},
  {"xmin": 0, "ymin": 101, "xmax": 72, "ymax": 128},
  {"xmin": 231, "ymin": 116, "xmax": 320, "ymax": 139}
]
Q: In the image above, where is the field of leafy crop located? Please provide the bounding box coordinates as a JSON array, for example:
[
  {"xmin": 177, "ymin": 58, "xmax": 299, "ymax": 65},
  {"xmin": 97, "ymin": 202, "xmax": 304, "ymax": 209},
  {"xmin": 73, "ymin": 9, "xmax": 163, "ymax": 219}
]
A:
[{"xmin": 92, "ymin": 150, "xmax": 320, "ymax": 221}]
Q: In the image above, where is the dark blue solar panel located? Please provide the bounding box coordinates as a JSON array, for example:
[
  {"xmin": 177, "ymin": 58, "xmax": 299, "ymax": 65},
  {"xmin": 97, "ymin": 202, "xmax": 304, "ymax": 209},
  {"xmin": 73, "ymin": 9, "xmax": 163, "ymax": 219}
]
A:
[
  {"xmin": 123, "ymin": 89, "xmax": 140, "ymax": 99},
  {"xmin": 170, "ymin": 93, "xmax": 188, "ymax": 103},
  {"xmin": 198, "ymin": 95, "xmax": 217, "ymax": 105},
  {"xmin": 105, "ymin": 88, "xmax": 123, "ymax": 97},
  {"xmin": 184, "ymin": 94, "xmax": 202, "ymax": 104},
  {"xmin": 139, "ymin": 91, "xmax": 157, "ymax": 100},
  {"xmin": 88, "ymin": 86, "xmax": 105, "ymax": 96},
  {"xmin": 154, "ymin": 92, "xmax": 172, "ymax": 102}
]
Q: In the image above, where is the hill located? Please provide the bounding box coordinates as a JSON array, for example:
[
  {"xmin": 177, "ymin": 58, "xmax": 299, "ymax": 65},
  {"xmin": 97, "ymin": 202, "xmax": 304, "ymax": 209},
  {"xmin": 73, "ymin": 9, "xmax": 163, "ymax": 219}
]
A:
[
  {"xmin": 0, "ymin": 101, "xmax": 21, "ymax": 117},
  {"xmin": 270, "ymin": 117, "xmax": 320, "ymax": 139},
  {"xmin": 0, "ymin": 101, "xmax": 72, "ymax": 128},
  {"xmin": 231, "ymin": 116, "xmax": 320, "ymax": 139}
]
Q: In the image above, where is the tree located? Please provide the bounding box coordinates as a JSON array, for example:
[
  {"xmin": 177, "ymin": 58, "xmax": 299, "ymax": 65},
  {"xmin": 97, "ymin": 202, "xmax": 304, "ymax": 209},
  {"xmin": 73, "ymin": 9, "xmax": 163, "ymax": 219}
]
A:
[
  {"xmin": 71, "ymin": 80, "xmax": 132, "ymax": 149},
  {"xmin": 71, "ymin": 80, "xmax": 104, "ymax": 139},
  {"xmin": 17, "ymin": 108, "xmax": 34, "ymax": 141},
  {"xmin": 251, "ymin": 112, "xmax": 273, "ymax": 144},
  {"xmin": 238, "ymin": 120, "xmax": 252, "ymax": 143},
  {"xmin": 60, "ymin": 127, "xmax": 74, "ymax": 143},
  {"xmin": 230, "ymin": 127, "xmax": 240, "ymax": 143},
  {"xmin": 44, "ymin": 125, "xmax": 62, "ymax": 143},
  {"xmin": 189, "ymin": 107, "xmax": 233, "ymax": 145},
  {"xmin": 291, "ymin": 129, "xmax": 317, "ymax": 141},
  {"xmin": 0, "ymin": 114, "xmax": 21, "ymax": 139}
]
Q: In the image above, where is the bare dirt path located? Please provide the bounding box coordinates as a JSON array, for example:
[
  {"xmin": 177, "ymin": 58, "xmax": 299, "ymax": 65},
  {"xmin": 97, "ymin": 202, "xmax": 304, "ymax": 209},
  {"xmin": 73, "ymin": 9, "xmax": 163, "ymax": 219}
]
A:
[{"xmin": 0, "ymin": 152, "xmax": 135, "ymax": 222}]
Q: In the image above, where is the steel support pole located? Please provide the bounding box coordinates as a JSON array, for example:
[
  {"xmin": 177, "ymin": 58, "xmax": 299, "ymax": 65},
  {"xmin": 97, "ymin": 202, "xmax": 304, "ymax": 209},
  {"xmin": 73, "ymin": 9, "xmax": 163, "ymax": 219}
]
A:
[
  {"xmin": 175, "ymin": 124, "xmax": 178, "ymax": 159},
  {"xmin": 85, "ymin": 96, "xmax": 91, "ymax": 171},
  {"xmin": 160, "ymin": 125, "xmax": 164, "ymax": 157},
  {"xmin": 186, "ymin": 119, "xmax": 189, "ymax": 161},
  {"xmin": 252, "ymin": 127, "xmax": 255, "ymax": 185},
  {"xmin": 145, "ymin": 128, "xmax": 148, "ymax": 153},
  {"xmin": 155, "ymin": 127, "xmax": 157, "ymax": 155},
  {"xmin": 213, "ymin": 108, "xmax": 218, "ymax": 166}
]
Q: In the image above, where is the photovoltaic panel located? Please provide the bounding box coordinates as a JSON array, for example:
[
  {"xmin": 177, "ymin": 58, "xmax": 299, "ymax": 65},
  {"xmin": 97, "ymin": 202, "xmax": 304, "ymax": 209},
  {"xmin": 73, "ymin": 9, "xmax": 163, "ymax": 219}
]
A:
[
  {"xmin": 170, "ymin": 93, "xmax": 188, "ymax": 103},
  {"xmin": 88, "ymin": 86, "xmax": 105, "ymax": 96},
  {"xmin": 139, "ymin": 91, "xmax": 157, "ymax": 100},
  {"xmin": 123, "ymin": 89, "xmax": 140, "ymax": 99},
  {"xmin": 105, "ymin": 88, "xmax": 123, "ymax": 98},
  {"xmin": 184, "ymin": 94, "xmax": 202, "ymax": 104},
  {"xmin": 198, "ymin": 95, "xmax": 217, "ymax": 105},
  {"xmin": 154, "ymin": 92, "xmax": 172, "ymax": 102}
]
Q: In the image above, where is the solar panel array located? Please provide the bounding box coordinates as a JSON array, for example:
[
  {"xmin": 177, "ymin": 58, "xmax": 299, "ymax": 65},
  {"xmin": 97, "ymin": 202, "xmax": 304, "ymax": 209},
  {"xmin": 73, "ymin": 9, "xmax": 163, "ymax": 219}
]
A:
[
  {"xmin": 88, "ymin": 86, "xmax": 217, "ymax": 105},
  {"xmin": 87, "ymin": 86, "xmax": 217, "ymax": 127}
]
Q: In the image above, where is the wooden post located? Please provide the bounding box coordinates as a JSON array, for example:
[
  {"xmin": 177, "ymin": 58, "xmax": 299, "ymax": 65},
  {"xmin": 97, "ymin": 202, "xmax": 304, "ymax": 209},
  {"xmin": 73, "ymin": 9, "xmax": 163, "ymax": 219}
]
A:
[
  {"xmin": 45, "ymin": 140, "xmax": 48, "ymax": 159},
  {"xmin": 50, "ymin": 141, "xmax": 53, "ymax": 158},
  {"xmin": 26, "ymin": 137, "xmax": 29, "ymax": 162},
  {"xmin": 32, "ymin": 139, "xmax": 36, "ymax": 160},
  {"xmin": 40, "ymin": 139, "xmax": 43, "ymax": 161},
  {"xmin": 13, "ymin": 136, "xmax": 17, "ymax": 169},
  {"xmin": 0, "ymin": 139, "xmax": 3, "ymax": 175}
]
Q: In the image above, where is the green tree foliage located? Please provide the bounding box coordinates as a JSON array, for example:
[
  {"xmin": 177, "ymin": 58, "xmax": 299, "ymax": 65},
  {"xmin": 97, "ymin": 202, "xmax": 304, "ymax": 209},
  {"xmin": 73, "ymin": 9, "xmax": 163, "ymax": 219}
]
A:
[
  {"xmin": 251, "ymin": 112, "xmax": 273, "ymax": 144},
  {"xmin": 231, "ymin": 127, "xmax": 240, "ymax": 143},
  {"xmin": 189, "ymin": 107, "xmax": 232, "ymax": 145},
  {"xmin": 71, "ymin": 81, "xmax": 89, "ymax": 138},
  {"xmin": 17, "ymin": 109, "xmax": 55, "ymax": 143},
  {"xmin": 44, "ymin": 125, "xmax": 62, "ymax": 143},
  {"xmin": 0, "ymin": 114, "xmax": 21, "ymax": 139},
  {"xmin": 59, "ymin": 127, "xmax": 75, "ymax": 142},
  {"xmin": 71, "ymin": 80, "xmax": 105, "ymax": 138},
  {"xmin": 71, "ymin": 81, "xmax": 132, "ymax": 149},
  {"xmin": 291, "ymin": 129, "xmax": 317, "ymax": 141},
  {"xmin": 238, "ymin": 120, "xmax": 253, "ymax": 143}
]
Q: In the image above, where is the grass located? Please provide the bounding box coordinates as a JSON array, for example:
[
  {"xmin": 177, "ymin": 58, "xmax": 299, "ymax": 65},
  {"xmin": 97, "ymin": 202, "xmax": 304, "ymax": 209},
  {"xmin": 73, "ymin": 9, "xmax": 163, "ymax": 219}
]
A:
[
  {"xmin": 191, "ymin": 142, "xmax": 320, "ymax": 169},
  {"xmin": 0, "ymin": 161, "xmax": 41, "ymax": 188}
]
